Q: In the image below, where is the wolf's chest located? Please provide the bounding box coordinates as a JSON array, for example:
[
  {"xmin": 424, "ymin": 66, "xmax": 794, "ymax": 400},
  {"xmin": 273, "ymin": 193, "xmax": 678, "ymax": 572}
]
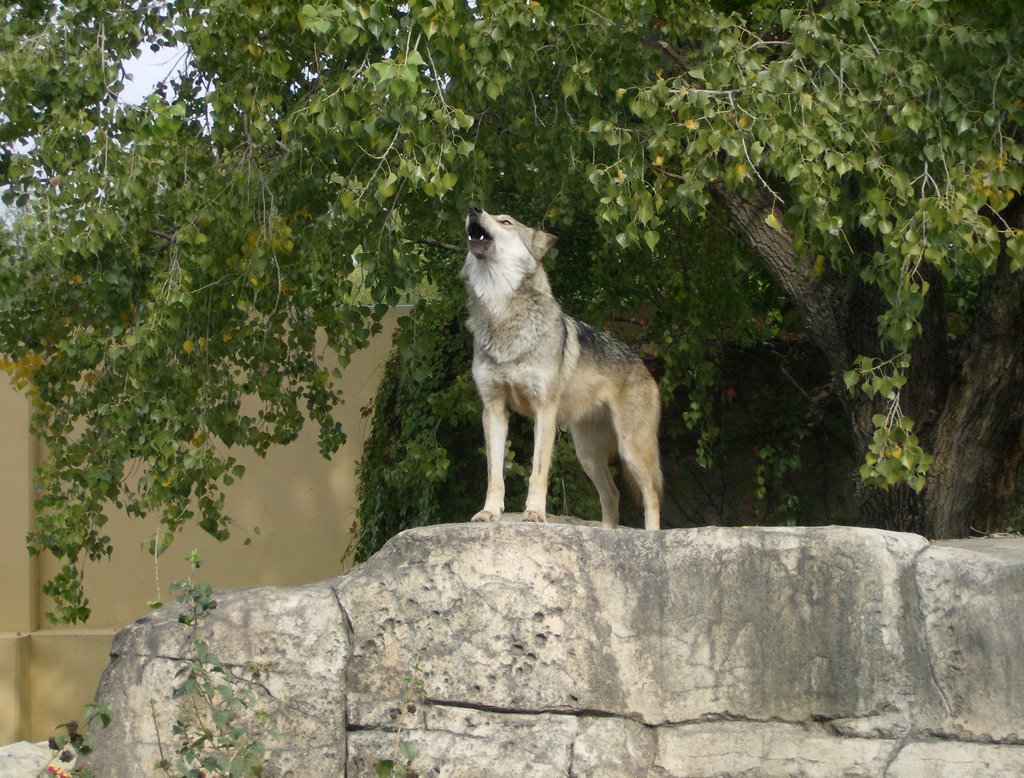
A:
[
  {"xmin": 471, "ymin": 354, "xmax": 560, "ymax": 417},
  {"xmin": 468, "ymin": 294, "xmax": 562, "ymax": 365},
  {"xmin": 474, "ymin": 319, "xmax": 546, "ymax": 364}
]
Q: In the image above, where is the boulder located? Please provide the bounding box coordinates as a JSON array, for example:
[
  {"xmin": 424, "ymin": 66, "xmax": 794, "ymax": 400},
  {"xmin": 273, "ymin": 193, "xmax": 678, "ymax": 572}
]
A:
[
  {"xmin": 89, "ymin": 522, "xmax": 1024, "ymax": 776},
  {"xmin": 0, "ymin": 741, "xmax": 51, "ymax": 778}
]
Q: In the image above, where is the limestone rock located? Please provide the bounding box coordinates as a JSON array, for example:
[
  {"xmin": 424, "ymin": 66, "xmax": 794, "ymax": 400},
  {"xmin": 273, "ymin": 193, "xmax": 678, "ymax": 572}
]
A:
[
  {"xmin": 0, "ymin": 741, "xmax": 50, "ymax": 778},
  {"xmin": 92, "ymin": 582, "xmax": 348, "ymax": 776},
  {"xmin": 88, "ymin": 523, "xmax": 1024, "ymax": 776},
  {"xmin": 915, "ymin": 537, "xmax": 1024, "ymax": 741}
]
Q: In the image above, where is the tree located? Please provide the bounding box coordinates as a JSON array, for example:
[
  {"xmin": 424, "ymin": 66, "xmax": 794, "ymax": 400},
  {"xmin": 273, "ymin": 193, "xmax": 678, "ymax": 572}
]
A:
[
  {"xmin": 1, "ymin": 0, "xmax": 1020, "ymax": 620},
  {"xmin": 607, "ymin": 0, "xmax": 1024, "ymax": 537}
]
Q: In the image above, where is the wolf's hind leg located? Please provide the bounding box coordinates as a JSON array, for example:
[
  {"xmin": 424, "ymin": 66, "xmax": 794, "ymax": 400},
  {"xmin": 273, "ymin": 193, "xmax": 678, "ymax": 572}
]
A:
[
  {"xmin": 571, "ymin": 411, "xmax": 621, "ymax": 528},
  {"xmin": 612, "ymin": 377, "xmax": 663, "ymax": 531}
]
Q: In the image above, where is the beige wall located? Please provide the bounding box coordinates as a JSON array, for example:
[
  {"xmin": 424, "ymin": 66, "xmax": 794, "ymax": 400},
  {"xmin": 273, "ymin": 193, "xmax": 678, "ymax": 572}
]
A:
[{"xmin": 0, "ymin": 312, "xmax": 399, "ymax": 743}]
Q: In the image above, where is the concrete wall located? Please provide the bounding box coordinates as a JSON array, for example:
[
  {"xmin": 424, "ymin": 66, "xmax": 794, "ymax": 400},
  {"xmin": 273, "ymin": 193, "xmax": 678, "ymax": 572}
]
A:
[{"xmin": 0, "ymin": 313, "xmax": 399, "ymax": 744}]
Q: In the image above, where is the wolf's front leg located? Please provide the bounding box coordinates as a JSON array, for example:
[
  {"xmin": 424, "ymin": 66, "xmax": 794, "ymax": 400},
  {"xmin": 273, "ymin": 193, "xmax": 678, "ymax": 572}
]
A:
[
  {"xmin": 523, "ymin": 404, "xmax": 558, "ymax": 522},
  {"xmin": 473, "ymin": 400, "xmax": 509, "ymax": 522}
]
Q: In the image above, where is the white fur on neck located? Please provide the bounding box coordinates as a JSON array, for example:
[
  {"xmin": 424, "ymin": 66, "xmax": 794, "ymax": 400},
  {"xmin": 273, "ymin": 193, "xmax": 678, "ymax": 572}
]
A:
[{"xmin": 462, "ymin": 249, "xmax": 534, "ymax": 314}]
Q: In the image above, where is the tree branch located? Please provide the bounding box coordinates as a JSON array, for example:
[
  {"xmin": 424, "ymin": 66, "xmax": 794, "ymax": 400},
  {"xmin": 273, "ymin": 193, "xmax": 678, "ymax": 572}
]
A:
[
  {"xmin": 707, "ymin": 180, "xmax": 846, "ymax": 368},
  {"xmin": 409, "ymin": 237, "xmax": 461, "ymax": 253}
]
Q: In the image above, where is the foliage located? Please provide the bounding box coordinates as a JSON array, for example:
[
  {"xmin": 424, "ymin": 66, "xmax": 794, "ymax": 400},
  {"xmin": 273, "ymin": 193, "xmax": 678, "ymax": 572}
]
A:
[
  {"xmin": 0, "ymin": 0, "xmax": 667, "ymax": 621},
  {"xmin": 157, "ymin": 552, "xmax": 275, "ymax": 778},
  {"xmin": 1007, "ymin": 502, "xmax": 1024, "ymax": 536},
  {"xmin": 1, "ymin": 0, "xmax": 1021, "ymax": 619},
  {"xmin": 46, "ymin": 702, "xmax": 112, "ymax": 778}
]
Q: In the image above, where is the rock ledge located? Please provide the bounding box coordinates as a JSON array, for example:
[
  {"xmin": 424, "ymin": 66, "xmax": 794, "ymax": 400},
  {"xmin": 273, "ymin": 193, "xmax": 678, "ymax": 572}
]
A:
[{"xmin": 91, "ymin": 524, "xmax": 1024, "ymax": 777}]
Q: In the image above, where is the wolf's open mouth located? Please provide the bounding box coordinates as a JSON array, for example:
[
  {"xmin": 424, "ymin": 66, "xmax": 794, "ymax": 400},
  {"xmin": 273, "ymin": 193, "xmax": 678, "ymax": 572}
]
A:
[{"xmin": 467, "ymin": 221, "xmax": 491, "ymax": 242}]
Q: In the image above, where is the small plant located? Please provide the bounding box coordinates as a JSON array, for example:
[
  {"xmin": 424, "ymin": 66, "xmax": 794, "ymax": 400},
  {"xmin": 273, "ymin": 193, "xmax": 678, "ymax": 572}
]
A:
[
  {"xmin": 155, "ymin": 551, "xmax": 276, "ymax": 777},
  {"xmin": 45, "ymin": 703, "xmax": 111, "ymax": 778},
  {"xmin": 375, "ymin": 663, "xmax": 426, "ymax": 778}
]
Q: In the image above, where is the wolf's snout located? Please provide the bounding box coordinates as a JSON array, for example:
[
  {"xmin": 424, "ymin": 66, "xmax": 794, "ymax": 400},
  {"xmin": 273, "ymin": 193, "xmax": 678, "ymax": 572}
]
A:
[{"xmin": 466, "ymin": 205, "xmax": 491, "ymax": 244}]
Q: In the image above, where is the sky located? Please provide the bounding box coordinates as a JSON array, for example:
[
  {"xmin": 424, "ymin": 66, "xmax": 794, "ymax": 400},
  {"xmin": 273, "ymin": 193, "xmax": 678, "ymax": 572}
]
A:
[{"xmin": 119, "ymin": 44, "xmax": 188, "ymax": 105}]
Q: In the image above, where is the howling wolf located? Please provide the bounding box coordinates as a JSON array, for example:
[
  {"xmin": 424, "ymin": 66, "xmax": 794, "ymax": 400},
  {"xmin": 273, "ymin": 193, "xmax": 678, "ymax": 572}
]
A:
[{"xmin": 462, "ymin": 205, "xmax": 662, "ymax": 529}]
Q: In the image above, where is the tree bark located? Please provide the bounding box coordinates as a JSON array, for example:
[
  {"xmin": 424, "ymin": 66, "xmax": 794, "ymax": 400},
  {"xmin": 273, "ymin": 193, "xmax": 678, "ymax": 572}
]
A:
[
  {"xmin": 925, "ymin": 199, "xmax": 1024, "ymax": 537},
  {"xmin": 710, "ymin": 181, "xmax": 1024, "ymax": 538}
]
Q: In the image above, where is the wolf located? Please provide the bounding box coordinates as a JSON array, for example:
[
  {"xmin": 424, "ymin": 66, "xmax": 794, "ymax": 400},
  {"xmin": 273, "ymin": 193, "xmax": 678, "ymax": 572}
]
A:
[{"xmin": 462, "ymin": 205, "xmax": 663, "ymax": 530}]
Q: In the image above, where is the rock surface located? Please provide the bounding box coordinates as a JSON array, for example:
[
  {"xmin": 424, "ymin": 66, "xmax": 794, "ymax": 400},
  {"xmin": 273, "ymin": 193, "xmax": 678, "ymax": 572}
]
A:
[
  {"xmin": 89, "ymin": 521, "xmax": 1024, "ymax": 776},
  {"xmin": 0, "ymin": 742, "xmax": 50, "ymax": 778}
]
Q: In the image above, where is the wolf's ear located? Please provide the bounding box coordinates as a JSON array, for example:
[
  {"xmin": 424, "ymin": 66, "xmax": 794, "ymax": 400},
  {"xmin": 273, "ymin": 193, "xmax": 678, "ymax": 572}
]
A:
[{"xmin": 530, "ymin": 230, "xmax": 557, "ymax": 261}]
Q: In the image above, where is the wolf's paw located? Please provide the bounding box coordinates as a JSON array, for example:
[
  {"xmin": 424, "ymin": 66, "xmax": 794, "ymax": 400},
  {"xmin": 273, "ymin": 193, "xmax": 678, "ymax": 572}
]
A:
[
  {"xmin": 522, "ymin": 510, "xmax": 545, "ymax": 523},
  {"xmin": 471, "ymin": 510, "xmax": 500, "ymax": 522}
]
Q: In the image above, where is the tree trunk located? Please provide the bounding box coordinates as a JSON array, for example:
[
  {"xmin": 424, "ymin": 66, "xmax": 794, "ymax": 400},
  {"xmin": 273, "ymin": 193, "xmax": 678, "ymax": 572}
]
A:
[
  {"xmin": 924, "ymin": 199, "xmax": 1024, "ymax": 537},
  {"xmin": 710, "ymin": 182, "xmax": 1024, "ymax": 538}
]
